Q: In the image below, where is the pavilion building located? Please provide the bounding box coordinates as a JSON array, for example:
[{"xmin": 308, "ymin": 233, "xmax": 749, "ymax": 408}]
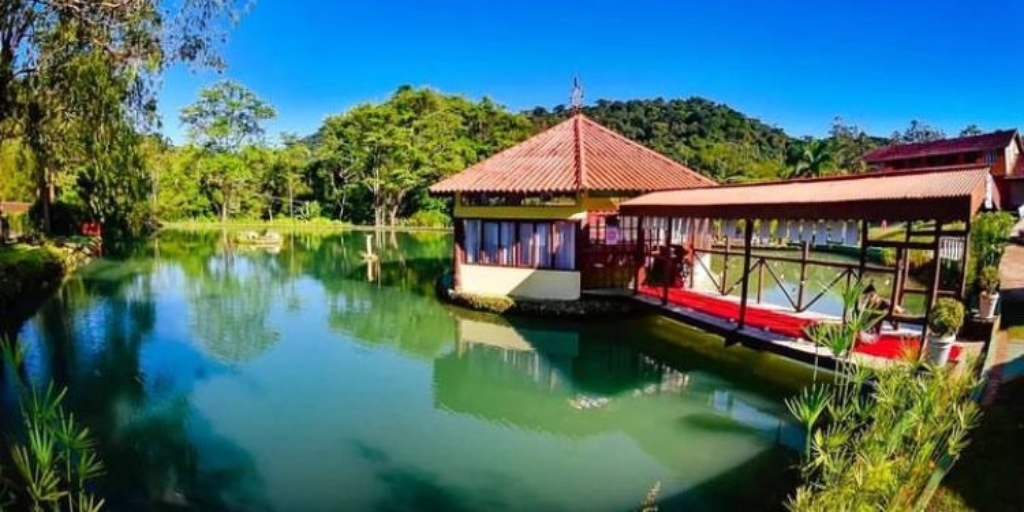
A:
[{"xmin": 430, "ymin": 112, "xmax": 714, "ymax": 301}]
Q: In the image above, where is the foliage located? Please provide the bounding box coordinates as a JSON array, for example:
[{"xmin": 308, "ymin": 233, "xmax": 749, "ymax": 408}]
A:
[
  {"xmin": 0, "ymin": 0, "xmax": 243, "ymax": 236},
  {"xmin": 969, "ymin": 212, "xmax": 1015, "ymax": 289},
  {"xmin": 1, "ymin": 342, "xmax": 106, "ymax": 511},
  {"xmin": 890, "ymin": 120, "xmax": 946, "ymax": 144},
  {"xmin": 929, "ymin": 299, "xmax": 965, "ymax": 339},
  {"xmin": 959, "ymin": 125, "xmax": 983, "ymax": 137},
  {"xmin": 403, "ymin": 210, "xmax": 451, "ymax": 228},
  {"xmin": 978, "ymin": 266, "xmax": 1000, "ymax": 295},
  {"xmin": 787, "ymin": 138, "xmax": 835, "ymax": 179},
  {"xmin": 28, "ymin": 201, "xmax": 88, "ymax": 237},
  {"xmin": 787, "ymin": 357, "xmax": 981, "ymax": 512}
]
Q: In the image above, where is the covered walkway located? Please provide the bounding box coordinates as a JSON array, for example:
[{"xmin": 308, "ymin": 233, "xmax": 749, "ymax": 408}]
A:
[{"xmin": 617, "ymin": 167, "xmax": 992, "ymax": 366}]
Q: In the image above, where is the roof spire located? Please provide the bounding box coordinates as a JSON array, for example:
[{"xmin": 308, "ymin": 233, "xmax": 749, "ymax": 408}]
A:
[{"xmin": 570, "ymin": 76, "xmax": 584, "ymax": 115}]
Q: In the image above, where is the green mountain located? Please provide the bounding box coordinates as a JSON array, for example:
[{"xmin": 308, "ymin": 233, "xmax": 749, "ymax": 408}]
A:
[{"xmin": 525, "ymin": 97, "xmax": 797, "ymax": 182}]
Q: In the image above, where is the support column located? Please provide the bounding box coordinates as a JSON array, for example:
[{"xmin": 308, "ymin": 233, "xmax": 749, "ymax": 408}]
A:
[
  {"xmin": 925, "ymin": 221, "xmax": 944, "ymax": 327},
  {"xmin": 662, "ymin": 217, "xmax": 672, "ymax": 306},
  {"xmin": 858, "ymin": 220, "xmax": 869, "ymax": 281},
  {"xmin": 453, "ymin": 219, "xmax": 464, "ymax": 291},
  {"xmin": 738, "ymin": 220, "xmax": 754, "ymax": 330},
  {"xmin": 796, "ymin": 241, "xmax": 810, "ymax": 311},
  {"xmin": 633, "ymin": 216, "xmax": 645, "ymax": 295},
  {"xmin": 958, "ymin": 218, "xmax": 972, "ymax": 300}
]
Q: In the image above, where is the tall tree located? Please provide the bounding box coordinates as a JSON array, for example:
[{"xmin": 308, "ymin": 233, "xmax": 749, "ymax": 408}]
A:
[
  {"xmin": 828, "ymin": 117, "xmax": 880, "ymax": 172},
  {"xmin": 959, "ymin": 124, "xmax": 984, "ymax": 137},
  {"xmin": 891, "ymin": 120, "xmax": 945, "ymax": 144},
  {"xmin": 180, "ymin": 81, "xmax": 277, "ymax": 222},
  {"xmin": 0, "ymin": 0, "xmax": 243, "ymax": 233},
  {"xmin": 787, "ymin": 138, "xmax": 834, "ymax": 179}
]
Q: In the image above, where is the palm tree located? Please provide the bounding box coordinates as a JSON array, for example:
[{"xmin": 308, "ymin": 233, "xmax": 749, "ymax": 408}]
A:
[{"xmin": 788, "ymin": 139, "xmax": 834, "ymax": 179}]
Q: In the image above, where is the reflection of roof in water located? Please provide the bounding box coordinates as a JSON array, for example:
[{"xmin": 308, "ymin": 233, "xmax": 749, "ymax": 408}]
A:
[{"xmin": 434, "ymin": 316, "xmax": 806, "ymax": 487}]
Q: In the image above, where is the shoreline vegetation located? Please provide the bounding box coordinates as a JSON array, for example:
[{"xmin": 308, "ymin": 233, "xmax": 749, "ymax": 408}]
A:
[
  {"xmin": 0, "ymin": 239, "xmax": 97, "ymax": 334},
  {"xmin": 159, "ymin": 219, "xmax": 452, "ymax": 232}
]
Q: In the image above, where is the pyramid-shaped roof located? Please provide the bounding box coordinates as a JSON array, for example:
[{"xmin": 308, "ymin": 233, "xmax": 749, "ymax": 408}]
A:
[{"xmin": 430, "ymin": 114, "xmax": 715, "ymax": 195}]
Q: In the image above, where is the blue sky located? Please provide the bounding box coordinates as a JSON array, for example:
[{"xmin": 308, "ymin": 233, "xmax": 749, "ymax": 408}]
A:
[{"xmin": 159, "ymin": 0, "xmax": 1024, "ymax": 143}]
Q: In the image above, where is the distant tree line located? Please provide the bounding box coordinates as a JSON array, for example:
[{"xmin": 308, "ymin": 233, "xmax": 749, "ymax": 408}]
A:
[{"xmin": 0, "ymin": 74, "xmax": 1003, "ymax": 232}]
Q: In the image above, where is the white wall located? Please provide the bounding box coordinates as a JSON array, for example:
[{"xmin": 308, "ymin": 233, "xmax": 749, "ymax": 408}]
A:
[{"xmin": 459, "ymin": 265, "xmax": 581, "ymax": 301}]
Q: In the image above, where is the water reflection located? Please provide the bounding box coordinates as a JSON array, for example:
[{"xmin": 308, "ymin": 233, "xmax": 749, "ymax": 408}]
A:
[{"xmin": 8, "ymin": 230, "xmax": 810, "ymax": 512}]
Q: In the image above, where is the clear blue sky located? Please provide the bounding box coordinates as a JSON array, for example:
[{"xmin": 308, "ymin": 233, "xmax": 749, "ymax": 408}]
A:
[{"xmin": 159, "ymin": 0, "xmax": 1024, "ymax": 144}]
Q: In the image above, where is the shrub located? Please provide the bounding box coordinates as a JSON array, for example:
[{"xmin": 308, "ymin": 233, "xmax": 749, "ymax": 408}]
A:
[
  {"xmin": 787, "ymin": 358, "xmax": 981, "ymax": 512},
  {"xmin": 403, "ymin": 210, "xmax": 451, "ymax": 228},
  {"xmin": 28, "ymin": 200, "xmax": 88, "ymax": 236},
  {"xmin": 978, "ymin": 266, "xmax": 1000, "ymax": 295},
  {"xmin": 969, "ymin": 211, "xmax": 1015, "ymax": 288},
  {"xmin": 929, "ymin": 298, "xmax": 965, "ymax": 338}
]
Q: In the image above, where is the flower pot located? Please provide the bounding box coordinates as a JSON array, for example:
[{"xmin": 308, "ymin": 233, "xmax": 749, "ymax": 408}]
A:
[
  {"xmin": 926, "ymin": 334, "xmax": 956, "ymax": 366},
  {"xmin": 979, "ymin": 291, "xmax": 1000, "ymax": 320}
]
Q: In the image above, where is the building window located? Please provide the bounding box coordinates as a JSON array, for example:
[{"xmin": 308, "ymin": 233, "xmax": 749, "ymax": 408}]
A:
[
  {"xmin": 985, "ymin": 151, "xmax": 998, "ymax": 165},
  {"xmin": 461, "ymin": 219, "xmax": 577, "ymax": 270}
]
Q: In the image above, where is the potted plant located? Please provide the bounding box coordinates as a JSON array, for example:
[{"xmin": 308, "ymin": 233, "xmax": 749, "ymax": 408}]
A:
[
  {"xmin": 926, "ymin": 298, "xmax": 965, "ymax": 365},
  {"xmin": 978, "ymin": 265, "xmax": 1001, "ymax": 320}
]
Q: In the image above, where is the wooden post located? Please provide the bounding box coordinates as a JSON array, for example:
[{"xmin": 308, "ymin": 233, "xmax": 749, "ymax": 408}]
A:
[
  {"xmin": 958, "ymin": 218, "xmax": 972, "ymax": 300},
  {"xmin": 633, "ymin": 216, "xmax": 645, "ymax": 295},
  {"xmin": 738, "ymin": 220, "xmax": 754, "ymax": 329},
  {"xmin": 757, "ymin": 259, "xmax": 765, "ymax": 303},
  {"xmin": 796, "ymin": 241, "xmax": 810, "ymax": 311},
  {"xmin": 453, "ymin": 220, "xmax": 464, "ymax": 290},
  {"xmin": 722, "ymin": 234, "xmax": 731, "ymax": 295},
  {"xmin": 925, "ymin": 221, "xmax": 944, "ymax": 326},
  {"xmin": 662, "ymin": 217, "xmax": 672, "ymax": 305},
  {"xmin": 858, "ymin": 220, "xmax": 869, "ymax": 282}
]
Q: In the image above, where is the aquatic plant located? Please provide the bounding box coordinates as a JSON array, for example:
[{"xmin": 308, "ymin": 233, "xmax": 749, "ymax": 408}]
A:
[{"xmin": 1, "ymin": 341, "xmax": 106, "ymax": 512}]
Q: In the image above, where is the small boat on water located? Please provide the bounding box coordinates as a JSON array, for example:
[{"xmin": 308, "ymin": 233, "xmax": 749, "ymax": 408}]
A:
[{"xmin": 235, "ymin": 230, "xmax": 283, "ymax": 247}]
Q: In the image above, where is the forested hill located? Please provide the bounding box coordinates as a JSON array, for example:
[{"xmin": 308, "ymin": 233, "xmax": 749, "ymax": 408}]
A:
[{"xmin": 526, "ymin": 98, "xmax": 796, "ymax": 182}]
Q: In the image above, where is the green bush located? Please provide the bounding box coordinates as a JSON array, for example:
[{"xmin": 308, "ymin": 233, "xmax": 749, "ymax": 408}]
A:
[
  {"xmin": 969, "ymin": 212, "xmax": 1015, "ymax": 288},
  {"xmin": 403, "ymin": 210, "xmax": 451, "ymax": 228},
  {"xmin": 929, "ymin": 298, "xmax": 965, "ymax": 338},
  {"xmin": 978, "ymin": 266, "xmax": 1000, "ymax": 295},
  {"xmin": 28, "ymin": 200, "xmax": 88, "ymax": 236}
]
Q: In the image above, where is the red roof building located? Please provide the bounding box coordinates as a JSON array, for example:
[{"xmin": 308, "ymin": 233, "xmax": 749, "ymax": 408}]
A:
[
  {"xmin": 430, "ymin": 114, "xmax": 713, "ymax": 195},
  {"xmin": 863, "ymin": 129, "xmax": 1024, "ymax": 211},
  {"xmin": 431, "ymin": 113, "xmax": 716, "ymax": 301}
]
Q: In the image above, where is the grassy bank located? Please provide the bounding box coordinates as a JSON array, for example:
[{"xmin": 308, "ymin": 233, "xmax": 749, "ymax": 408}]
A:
[
  {"xmin": 0, "ymin": 241, "xmax": 94, "ymax": 333},
  {"xmin": 160, "ymin": 219, "xmax": 452, "ymax": 232}
]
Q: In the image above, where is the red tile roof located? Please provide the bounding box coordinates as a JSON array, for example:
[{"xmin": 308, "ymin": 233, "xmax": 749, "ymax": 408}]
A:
[
  {"xmin": 430, "ymin": 114, "xmax": 715, "ymax": 194},
  {"xmin": 863, "ymin": 130, "xmax": 1018, "ymax": 163},
  {"xmin": 620, "ymin": 166, "xmax": 990, "ymax": 222}
]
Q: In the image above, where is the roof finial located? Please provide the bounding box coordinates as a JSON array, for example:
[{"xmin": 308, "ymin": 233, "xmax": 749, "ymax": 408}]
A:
[{"xmin": 570, "ymin": 76, "xmax": 584, "ymax": 115}]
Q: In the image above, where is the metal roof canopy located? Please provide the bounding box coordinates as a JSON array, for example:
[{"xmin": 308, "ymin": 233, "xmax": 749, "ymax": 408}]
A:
[{"xmin": 619, "ymin": 167, "xmax": 991, "ymax": 223}]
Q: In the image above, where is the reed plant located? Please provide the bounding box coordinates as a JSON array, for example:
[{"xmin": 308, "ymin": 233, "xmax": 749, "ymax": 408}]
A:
[
  {"xmin": 786, "ymin": 286, "xmax": 982, "ymax": 511},
  {"xmin": 1, "ymin": 341, "xmax": 105, "ymax": 512}
]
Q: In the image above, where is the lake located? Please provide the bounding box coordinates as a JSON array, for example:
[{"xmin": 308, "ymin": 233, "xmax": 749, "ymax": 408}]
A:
[{"xmin": 7, "ymin": 230, "xmax": 816, "ymax": 512}]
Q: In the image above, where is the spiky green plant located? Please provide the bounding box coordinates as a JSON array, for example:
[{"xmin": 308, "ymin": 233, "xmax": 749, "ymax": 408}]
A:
[{"xmin": 1, "ymin": 340, "xmax": 106, "ymax": 512}]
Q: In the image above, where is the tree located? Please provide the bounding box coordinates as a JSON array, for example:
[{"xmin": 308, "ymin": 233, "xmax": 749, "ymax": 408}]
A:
[
  {"xmin": 828, "ymin": 117, "xmax": 880, "ymax": 173},
  {"xmin": 891, "ymin": 120, "xmax": 945, "ymax": 144},
  {"xmin": 0, "ymin": 0, "xmax": 243, "ymax": 234},
  {"xmin": 959, "ymin": 124, "xmax": 984, "ymax": 137},
  {"xmin": 180, "ymin": 81, "xmax": 277, "ymax": 222},
  {"xmin": 787, "ymin": 138, "xmax": 834, "ymax": 179}
]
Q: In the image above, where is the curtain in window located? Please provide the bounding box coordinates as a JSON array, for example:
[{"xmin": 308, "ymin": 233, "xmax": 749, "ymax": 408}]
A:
[
  {"xmin": 535, "ymin": 223, "xmax": 551, "ymax": 268},
  {"xmin": 463, "ymin": 220, "xmax": 480, "ymax": 264},
  {"xmin": 483, "ymin": 222, "xmax": 499, "ymax": 264},
  {"xmin": 500, "ymin": 222, "xmax": 515, "ymax": 265},
  {"xmin": 554, "ymin": 221, "xmax": 576, "ymax": 270},
  {"xmin": 518, "ymin": 223, "xmax": 535, "ymax": 267}
]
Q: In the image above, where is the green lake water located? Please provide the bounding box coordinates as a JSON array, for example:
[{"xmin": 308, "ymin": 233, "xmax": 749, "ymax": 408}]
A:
[{"xmin": 7, "ymin": 230, "xmax": 816, "ymax": 512}]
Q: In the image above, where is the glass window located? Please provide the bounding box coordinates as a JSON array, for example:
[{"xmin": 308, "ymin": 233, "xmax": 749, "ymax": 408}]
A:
[
  {"xmin": 463, "ymin": 220, "xmax": 481, "ymax": 264},
  {"xmin": 500, "ymin": 222, "xmax": 515, "ymax": 265},
  {"xmin": 554, "ymin": 221, "xmax": 576, "ymax": 270},
  {"xmin": 536, "ymin": 223, "xmax": 551, "ymax": 268},
  {"xmin": 518, "ymin": 223, "xmax": 535, "ymax": 267},
  {"xmin": 482, "ymin": 222, "xmax": 499, "ymax": 264}
]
